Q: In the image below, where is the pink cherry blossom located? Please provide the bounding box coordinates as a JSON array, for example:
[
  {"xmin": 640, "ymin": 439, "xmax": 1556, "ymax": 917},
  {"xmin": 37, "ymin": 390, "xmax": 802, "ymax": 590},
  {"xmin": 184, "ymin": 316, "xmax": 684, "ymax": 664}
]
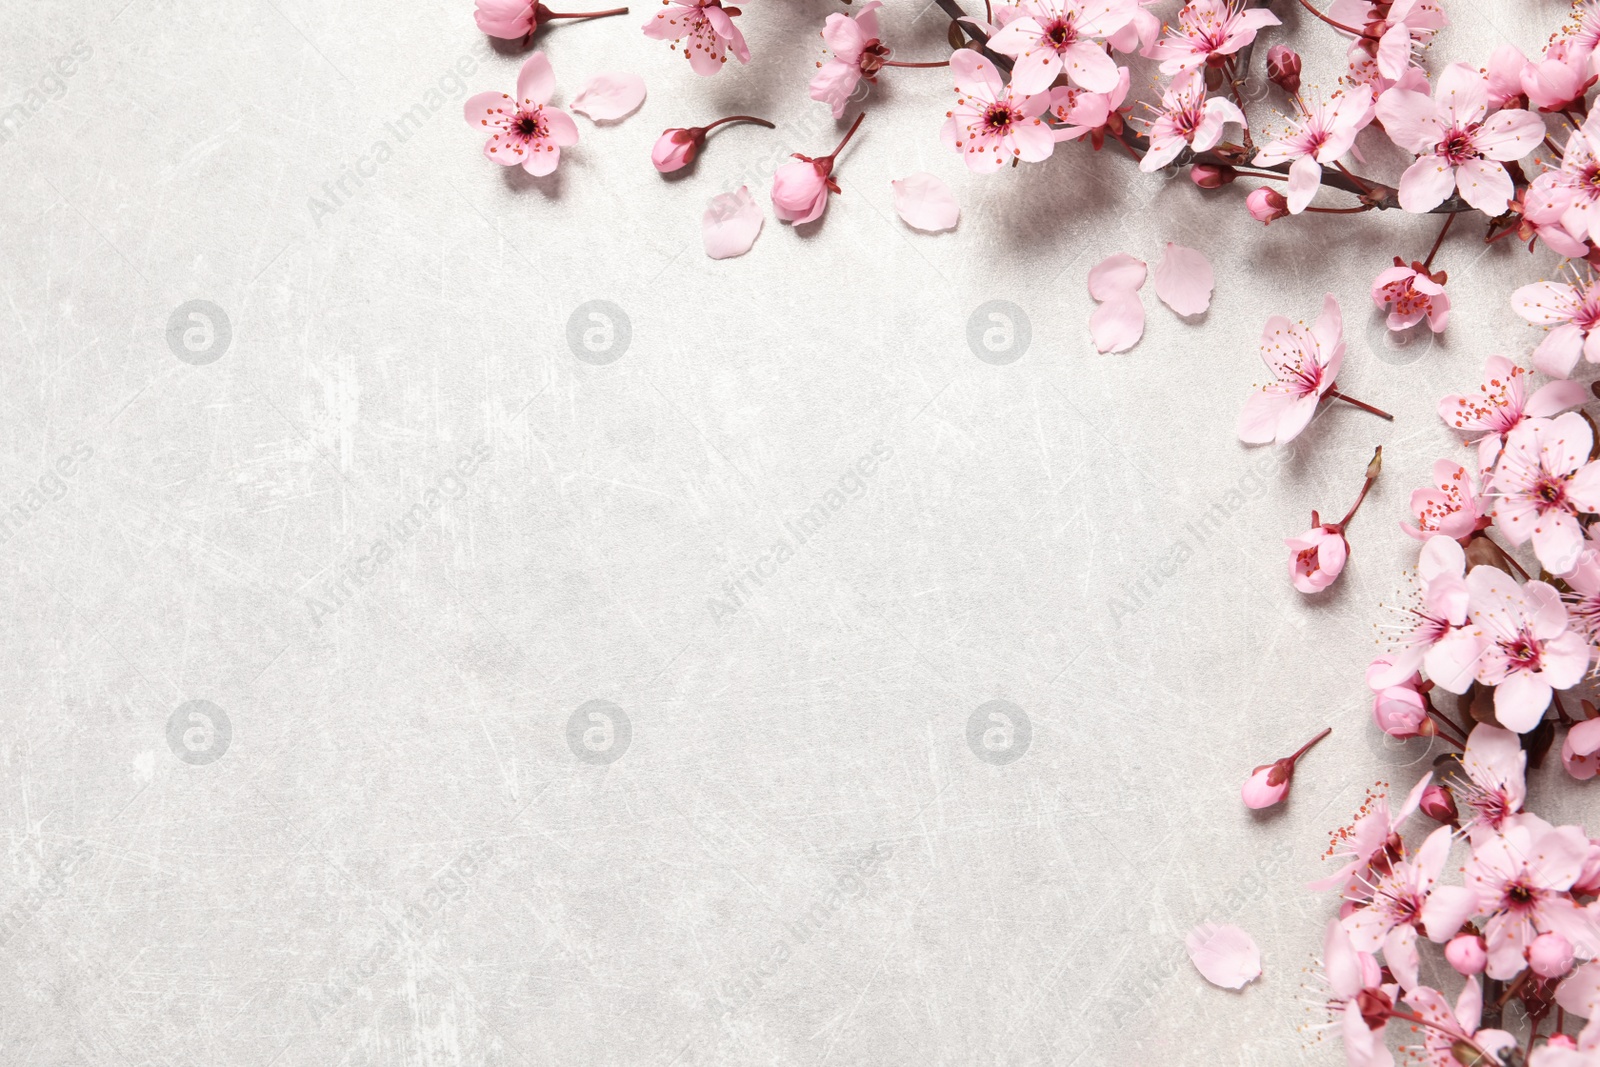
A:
[
  {"xmin": 463, "ymin": 53, "xmax": 579, "ymax": 176},
  {"xmin": 1314, "ymin": 919, "xmax": 1395, "ymax": 1067},
  {"xmin": 1524, "ymin": 39, "xmax": 1598, "ymax": 113},
  {"xmin": 1531, "ymin": 931, "xmax": 1578, "ymax": 978},
  {"xmin": 1487, "ymin": 44, "xmax": 1532, "ymax": 109},
  {"xmin": 1252, "ymin": 88, "xmax": 1373, "ymax": 213},
  {"xmin": 1401, "ymin": 980, "xmax": 1518, "ymax": 1067},
  {"xmin": 1048, "ymin": 68, "xmax": 1131, "ymax": 145},
  {"xmin": 1564, "ymin": 716, "xmax": 1600, "ymax": 780},
  {"xmin": 1529, "ymin": 115, "xmax": 1600, "ymax": 247},
  {"xmin": 1345, "ymin": 826, "xmax": 1466, "ymax": 989},
  {"xmin": 1402, "ymin": 461, "xmax": 1481, "ymax": 542},
  {"xmin": 1138, "ymin": 70, "xmax": 1246, "ymax": 172},
  {"xmin": 941, "ymin": 50, "xmax": 1054, "ymax": 173},
  {"xmin": 1185, "ymin": 923, "xmax": 1261, "ymax": 988},
  {"xmin": 1467, "ymin": 565, "xmax": 1589, "ymax": 731},
  {"xmin": 771, "ymin": 113, "xmax": 864, "ymax": 226},
  {"xmin": 1514, "ymin": 270, "xmax": 1600, "ymax": 379},
  {"xmin": 1152, "ymin": 243, "xmax": 1212, "ymax": 316},
  {"xmin": 1446, "ymin": 933, "xmax": 1488, "ymax": 975},
  {"xmin": 1463, "ymin": 815, "xmax": 1600, "ymax": 980},
  {"xmin": 1241, "ymin": 727, "xmax": 1330, "ymax": 809},
  {"xmin": 652, "ymin": 128, "xmax": 700, "ymax": 171},
  {"xmin": 1372, "ymin": 259, "xmax": 1449, "ymax": 333},
  {"xmin": 1371, "ymin": 535, "xmax": 1485, "ymax": 693},
  {"xmin": 1149, "ymin": 0, "xmax": 1281, "ymax": 75},
  {"xmin": 1374, "ymin": 62, "xmax": 1544, "ymax": 214},
  {"xmin": 643, "ymin": 0, "xmax": 749, "ymax": 76},
  {"xmin": 1565, "ymin": 545, "xmax": 1600, "ymax": 640},
  {"xmin": 987, "ymin": 0, "xmax": 1136, "ymax": 95},
  {"xmin": 1489, "ymin": 412, "xmax": 1600, "ymax": 573},
  {"xmin": 1310, "ymin": 773, "xmax": 1432, "ymax": 893},
  {"xmin": 1237, "ymin": 293, "xmax": 1343, "ymax": 446},
  {"xmin": 1453, "ymin": 724, "xmax": 1528, "ymax": 845},
  {"xmin": 1438, "ymin": 355, "xmax": 1589, "ymax": 474},
  {"xmin": 1332, "ymin": 0, "xmax": 1448, "ymax": 80},
  {"xmin": 810, "ymin": 2, "xmax": 885, "ymax": 119},
  {"xmin": 1367, "ymin": 662, "xmax": 1430, "ymax": 737},
  {"xmin": 1286, "ymin": 524, "xmax": 1348, "ymax": 593}
]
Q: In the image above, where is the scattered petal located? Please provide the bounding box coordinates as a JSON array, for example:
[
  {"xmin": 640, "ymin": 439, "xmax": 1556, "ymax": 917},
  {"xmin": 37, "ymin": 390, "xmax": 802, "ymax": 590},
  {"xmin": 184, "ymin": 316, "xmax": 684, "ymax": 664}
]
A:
[
  {"xmin": 703, "ymin": 186, "xmax": 762, "ymax": 259},
  {"xmin": 1186, "ymin": 923, "xmax": 1262, "ymax": 989},
  {"xmin": 890, "ymin": 173, "xmax": 959, "ymax": 232},
  {"xmin": 570, "ymin": 72, "xmax": 647, "ymax": 121},
  {"xmin": 1153, "ymin": 242, "xmax": 1215, "ymax": 316},
  {"xmin": 1088, "ymin": 253, "xmax": 1147, "ymax": 301},
  {"xmin": 1090, "ymin": 293, "xmax": 1144, "ymax": 353}
]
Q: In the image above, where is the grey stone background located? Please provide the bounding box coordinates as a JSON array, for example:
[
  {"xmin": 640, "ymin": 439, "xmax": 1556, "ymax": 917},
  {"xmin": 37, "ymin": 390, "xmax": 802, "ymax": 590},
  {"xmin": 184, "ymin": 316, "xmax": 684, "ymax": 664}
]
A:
[{"xmin": 0, "ymin": 0, "xmax": 1581, "ymax": 1063}]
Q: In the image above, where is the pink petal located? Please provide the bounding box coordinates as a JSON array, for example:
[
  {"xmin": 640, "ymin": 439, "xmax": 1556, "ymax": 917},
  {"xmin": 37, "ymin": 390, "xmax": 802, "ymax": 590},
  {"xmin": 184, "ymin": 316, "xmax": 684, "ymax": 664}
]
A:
[
  {"xmin": 890, "ymin": 172, "xmax": 959, "ymax": 232},
  {"xmin": 569, "ymin": 72, "xmax": 646, "ymax": 121},
  {"xmin": 1185, "ymin": 923, "xmax": 1262, "ymax": 989},
  {"xmin": 1090, "ymin": 293, "xmax": 1145, "ymax": 353},
  {"xmin": 1153, "ymin": 243, "xmax": 1214, "ymax": 316},
  {"xmin": 702, "ymin": 186, "xmax": 763, "ymax": 259},
  {"xmin": 517, "ymin": 52, "xmax": 556, "ymax": 107},
  {"xmin": 1398, "ymin": 156, "xmax": 1457, "ymax": 213},
  {"xmin": 1087, "ymin": 253, "xmax": 1147, "ymax": 300}
]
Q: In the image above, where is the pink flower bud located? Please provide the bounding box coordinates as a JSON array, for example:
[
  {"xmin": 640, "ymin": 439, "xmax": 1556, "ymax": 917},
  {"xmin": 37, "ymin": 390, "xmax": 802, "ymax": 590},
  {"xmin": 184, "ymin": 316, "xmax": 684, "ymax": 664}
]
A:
[
  {"xmin": 475, "ymin": 0, "xmax": 539, "ymax": 39},
  {"xmin": 1241, "ymin": 761, "xmax": 1292, "ymax": 809},
  {"xmin": 1285, "ymin": 525, "xmax": 1348, "ymax": 593},
  {"xmin": 1547, "ymin": 1035, "xmax": 1580, "ymax": 1051},
  {"xmin": 1418, "ymin": 783, "xmax": 1457, "ymax": 824},
  {"xmin": 652, "ymin": 128, "xmax": 703, "ymax": 173},
  {"xmin": 1247, "ymin": 187, "xmax": 1290, "ymax": 225},
  {"xmin": 771, "ymin": 158, "xmax": 834, "ymax": 224},
  {"xmin": 1365, "ymin": 659, "xmax": 1432, "ymax": 739},
  {"xmin": 1530, "ymin": 931, "xmax": 1575, "ymax": 978},
  {"xmin": 1189, "ymin": 164, "xmax": 1237, "ymax": 189},
  {"xmin": 1266, "ymin": 45, "xmax": 1302, "ymax": 95},
  {"xmin": 1445, "ymin": 934, "xmax": 1487, "ymax": 976}
]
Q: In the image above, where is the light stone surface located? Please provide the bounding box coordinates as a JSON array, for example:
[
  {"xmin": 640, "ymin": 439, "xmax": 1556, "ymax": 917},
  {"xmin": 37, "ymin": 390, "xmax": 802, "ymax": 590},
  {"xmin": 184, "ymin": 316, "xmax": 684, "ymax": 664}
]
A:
[{"xmin": 0, "ymin": 0, "xmax": 1579, "ymax": 1063}]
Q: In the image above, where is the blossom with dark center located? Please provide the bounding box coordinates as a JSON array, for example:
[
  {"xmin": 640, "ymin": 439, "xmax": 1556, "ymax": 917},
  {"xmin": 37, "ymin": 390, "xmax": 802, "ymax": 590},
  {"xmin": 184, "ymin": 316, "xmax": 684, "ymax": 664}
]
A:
[
  {"xmin": 1465, "ymin": 563, "xmax": 1589, "ymax": 731},
  {"xmin": 940, "ymin": 50, "xmax": 1054, "ymax": 174},
  {"xmin": 463, "ymin": 52, "xmax": 579, "ymax": 176},
  {"xmin": 988, "ymin": 0, "xmax": 1136, "ymax": 94},
  {"xmin": 1488, "ymin": 413, "xmax": 1600, "ymax": 576}
]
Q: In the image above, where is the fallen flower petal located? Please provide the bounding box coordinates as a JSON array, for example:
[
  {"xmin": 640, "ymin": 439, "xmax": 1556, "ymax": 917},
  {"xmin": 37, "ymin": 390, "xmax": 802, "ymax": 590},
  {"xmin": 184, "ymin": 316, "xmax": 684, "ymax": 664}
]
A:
[
  {"xmin": 1087, "ymin": 253, "xmax": 1147, "ymax": 301},
  {"xmin": 890, "ymin": 173, "xmax": 959, "ymax": 233},
  {"xmin": 570, "ymin": 72, "xmax": 646, "ymax": 121},
  {"xmin": 702, "ymin": 186, "xmax": 762, "ymax": 259},
  {"xmin": 1089, "ymin": 293, "xmax": 1144, "ymax": 353},
  {"xmin": 1186, "ymin": 923, "xmax": 1262, "ymax": 989},
  {"xmin": 1153, "ymin": 243, "xmax": 1214, "ymax": 316}
]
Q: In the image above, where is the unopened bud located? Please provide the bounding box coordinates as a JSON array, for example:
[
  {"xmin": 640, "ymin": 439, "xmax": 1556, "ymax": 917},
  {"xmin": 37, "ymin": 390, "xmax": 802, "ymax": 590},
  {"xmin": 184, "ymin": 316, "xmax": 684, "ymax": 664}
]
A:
[
  {"xmin": 1190, "ymin": 164, "xmax": 1238, "ymax": 189},
  {"xmin": 1247, "ymin": 187, "xmax": 1289, "ymax": 224},
  {"xmin": 1445, "ymin": 933, "xmax": 1487, "ymax": 975},
  {"xmin": 1354, "ymin": 987, "xmax": 1392, "ymax": 1030},
  {"xmin": 1530, "ymin": 931, "xmax": 1576, "ymax": 978},
  {"xmin": 1366, "ymin": 445, "xmax": 1383, "ymax": 480},
  {"xmin": 1419, "ymin": 783, "xmax": 1458, "ymax": 824},
  {"xmin": 1266, "ymin": 46, "xmax": 1302, "ymax": 95}
]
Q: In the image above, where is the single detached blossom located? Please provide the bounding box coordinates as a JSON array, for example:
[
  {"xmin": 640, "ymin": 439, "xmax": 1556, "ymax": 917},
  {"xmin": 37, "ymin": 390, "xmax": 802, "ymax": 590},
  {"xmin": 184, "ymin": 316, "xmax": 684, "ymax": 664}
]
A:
[
  {"xmin": 643, "ymin": 0, "xmax": 749, "ymax": 76},
  {"xmin": 1344, "ymin": 825, "xmax": 1468, "ymax": 990},
  {"xmin": 941, "ymin": 50, "xmax": 1054, "ymax": 173},
  {"xmin": 474, "ymin": 0, "xmax": 631, "ymax": 38},
  {"xmin": 1438, "ymin": 355, "xmax": 1588, "ymax": 474},
  {"xmin": 1461, "ymin": 816, "xmax": 1600, "ymax": 979},
  {"xmin": 1251, "ymin": 88, "xmax": 1373, "ymax": 214},
  {"xmin": 1374, "ymin": 62, "xmax": 1544, "ymax": 214},
  {"xmin": 463, "ymin": 52, "xmax": 578, "ymax": 176},
  {"xmin": 1514, "ymin": 271, "xmax": 1600, "ymax": 379},
  {"xmin": 1138, "ymin": 70, "xmax": 1246, "ymax": 172},
  {"xmin": 1237, "ymin": 293, "xmax": 1343, "ymax": 446},
  {"xmin": 1372, "ymin": 258, "xmax": 1449, "ymax": 333},
  {"xmin": 1371, "ymin": 534, "xmax": 1484, "ymax": 693},
  {"xmin": 1467, "ymin": 565, "xmax": 1589, "ymax": 731},
  {"xmin": 1286, "ymin": 524, "xmax": 1348, "ymax": 593},
  {"xmin": 650, "ymin": 114, "xmax": 775, "ymax": 174},
  {"xmin": 1489, "ymin": 412, "xmax": 1600, "ymax": 574},
  {"xmin": 987, "ymin": 0, "xmax": 1136, "ymax": 95},
  {"xmin": 1241, "ymin": 727, "xmax": 1329, "ymax": 809},
  {"xmin": 1149, "ymin": 0, "xmax": 1280, "ymax": 75},
  {"xmin": 771, "ymin": 113, "xmax": 864, "ymax": 226},
  {"xmin": 1246, "ymin": 187, "xmax": 1289, "ymax": 223},
  {"xmin": 810, "ymin": 2, "xmax": 886, "ymax": 119},
  {"xmin": 1402, "ymin": 461, "xmax": 1481, "ymax": 541}
]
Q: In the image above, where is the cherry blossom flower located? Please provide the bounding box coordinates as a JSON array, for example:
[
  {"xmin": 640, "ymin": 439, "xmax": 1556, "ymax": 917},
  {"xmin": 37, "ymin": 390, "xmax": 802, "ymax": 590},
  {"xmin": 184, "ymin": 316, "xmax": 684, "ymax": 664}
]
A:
[
  {"xmin": 1185, "ymin": 923, "xmax": 1261, "ymax": 988},
  {"xmin": 1241, "ymin": 727, "xmax": 1330, "ymax": 809},
  {"xmin": 1237, "ymin": 293, "xmax": 1345, "ymax": 445},
  {"xmin": 1367, "ymin": 662, "xmax": 1431, "ymax": 738},
  {"xmin": 1310, "ymin": 774, "xmax": 1432, "ymax": 893},
  {"xmin": 1373, "ymin": 63, "xmax": 1544, "ymax": 214},
  {"xmin": 1524, "ymin": 39, "xmax": 1598, "ymax": 113},
  {"xmin": 1450, "ymin": 724, "xmax": 1528, "ymax": 845},
  {"xmin": 463, "ymin": 53, "xmax": 578, "ymax": 176},
  {"xmin": 1371, "ymin": 535, "xmax": 1484, "ymax": 693},
  {"xmin": 1529, "ymin": 115, "xmax": 1600, "ymax": 247},
  {"xmin": 474, "ymin": 0, "xmax": 630, "ymax": 39},
  {"xmin": 1514, "ymin": 270, "xmax": 1600, "ymax": 379},
  {"xmin": 1372, "ymin": 258, "xmax": 1449, "ymax": 333},
  {"xmin": 1137, "ymin": 70, "xmax": 1246, "ymax": 172},
  {"xmin": 1344, "ymin": 826, "xmax": 1465, "ymax": 989},
  {"xmin": 1332, "ymin": 0, "xmax": 1448, "ymax": 80},
  {"xmin": 1467, "ymin": 565, "xmax": 1589, "ymax": 732},
  {"xmin": 987, "ymin": 0, "xmax": 1136, "ymax": 95},
  {"xmin": 810, "ymin": 2, "xmax": 886, "ymax": 119},
  {"xmin": 1314, "ymin": 918, "xmax": 1395, "ymax": 1067},
  {"xmin": 1149, "ymin": 0, "xmax": 1280, "ymax": 75},
  {"xmin": 1401, "ymin": 461, "xmax": 1481, "ymax": 542},
  {"xmin": 941, "ymin": 50, "xmax": 1054, "ymax": 173},
  {"xmin": 1049, "ymin": 68, "xmax": 1131, "ymax": 146},
  {"xmin": 1563, "ymin": 716, "xmax": 1600, "ymax": 780},
  {"xmin": 1401, "ymin": 980, "xmax": 1518, "ymax": 1067},
  {"xmin": 1438, "ymin": 356, "xmax": 1589, "ymax": 474},
  {"xmin": 643, "ymin": 0, "xmax": 749, "ymax": 76},
  {"xmin": 890, "ymin": 173, "xmax": 959, "ymax": 232},
  {"xmin": 1287, "ymin": 524, "xmax": 1349, "ymax": 593},
  {"xmin": 1251, "ymin": 88, "xmax": 1373, "ymax": 214},
  {"xmin": 1489, "ymin": 413, "xmax": 1600, "ymax": 574},
  {"xmin": 771, "ymin": 113, "xmax": 864, "ymax": 226},
  {"xmin": 1462, "ymin": 815, "xmax": 1600, "ymax": 980}
]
